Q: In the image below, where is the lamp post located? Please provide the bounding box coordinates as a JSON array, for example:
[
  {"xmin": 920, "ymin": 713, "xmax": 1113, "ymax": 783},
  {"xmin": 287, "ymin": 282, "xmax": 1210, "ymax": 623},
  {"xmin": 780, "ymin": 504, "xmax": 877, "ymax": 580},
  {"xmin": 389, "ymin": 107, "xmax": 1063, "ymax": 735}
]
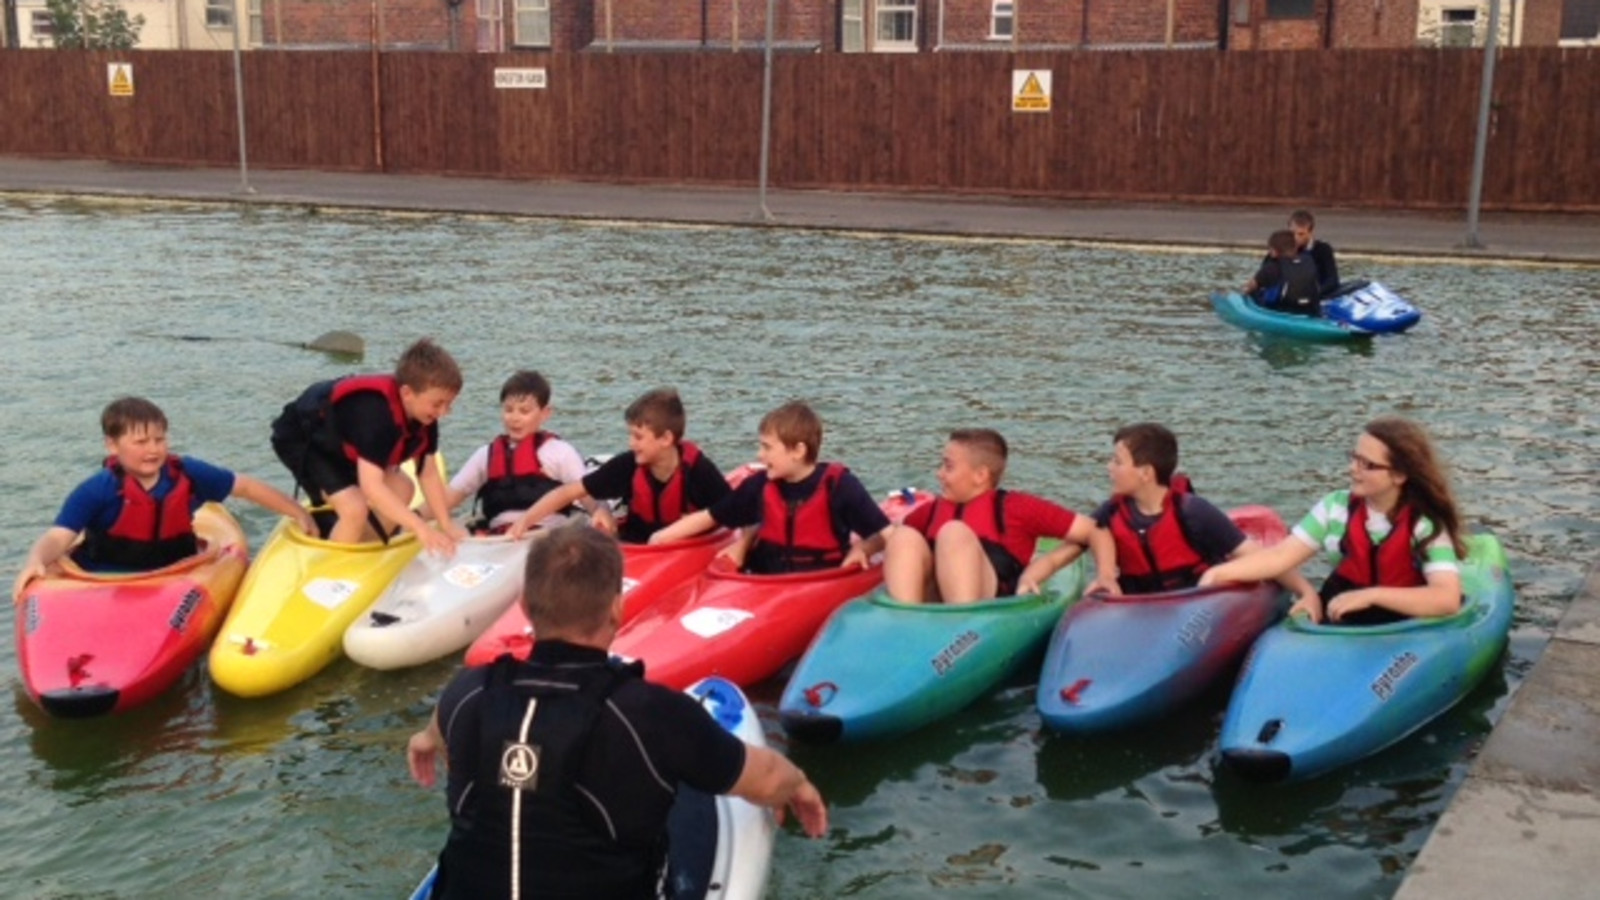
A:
[
  {"xmin": 757, "ymin": 0, "xmax": 775, "ymax": 221},
  {"xmin": 1464, "ymin": 0, "xmax": 1501, "ymax": 249},
  {"xmin": 231, "ymin": 0, "xmax": 252, "ymax": 193}
]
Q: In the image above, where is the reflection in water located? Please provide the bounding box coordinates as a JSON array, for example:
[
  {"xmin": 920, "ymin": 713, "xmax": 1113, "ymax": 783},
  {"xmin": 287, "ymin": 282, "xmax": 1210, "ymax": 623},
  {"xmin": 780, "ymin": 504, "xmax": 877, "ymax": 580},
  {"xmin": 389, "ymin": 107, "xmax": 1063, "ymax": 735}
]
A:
[{"xmin": 0, "ymin": 197, "xmax": 1594, "ymax": 899}]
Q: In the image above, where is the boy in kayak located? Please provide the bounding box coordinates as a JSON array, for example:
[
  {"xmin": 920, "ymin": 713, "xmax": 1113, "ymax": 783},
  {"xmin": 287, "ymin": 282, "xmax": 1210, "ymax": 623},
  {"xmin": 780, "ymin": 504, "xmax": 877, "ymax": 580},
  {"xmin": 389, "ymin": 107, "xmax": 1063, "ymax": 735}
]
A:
[
  {"xmin": 885, "ymin": 428, "xmax": 1094, "ymax": 605},
  {"xmin": 442, "ymin": 369, "xmax": 594, "ymax": 535},
  {"xmin": 1201, "ymin": 417, "xmax": 1464, "ymax": 625},
  {"xmin": 647, "ymin": 400, "xmax": 891, "ymax": 574},
  {"xmin": 13, "ymin": 396, "xmax": 315, "ymax": 601},
  {"xmin": 270, "ymin": 337, "xmax": 464, "ymax": 555},
  {"xmin": 506, "ymin": 386, "xmax": 732, "ymax": 543},
  {"xmin": 1290, "ymin": 208, "xmax": 1341, "ymax": 297},
  {"xmin": 1246, "ymin": 229, "xmax": 1321, "ymax": 316},
  {"xmin": 1032, "ymin": 422, "xmax": 1316, "ymax": 600}
]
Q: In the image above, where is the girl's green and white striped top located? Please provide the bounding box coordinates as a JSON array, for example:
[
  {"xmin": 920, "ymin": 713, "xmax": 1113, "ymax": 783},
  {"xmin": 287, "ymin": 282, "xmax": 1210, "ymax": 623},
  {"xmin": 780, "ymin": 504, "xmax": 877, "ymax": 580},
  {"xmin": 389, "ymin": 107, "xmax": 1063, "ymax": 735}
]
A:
[{"xmin": 1291, "ymin": 490, "xmax": 1460, "ymax": 575}]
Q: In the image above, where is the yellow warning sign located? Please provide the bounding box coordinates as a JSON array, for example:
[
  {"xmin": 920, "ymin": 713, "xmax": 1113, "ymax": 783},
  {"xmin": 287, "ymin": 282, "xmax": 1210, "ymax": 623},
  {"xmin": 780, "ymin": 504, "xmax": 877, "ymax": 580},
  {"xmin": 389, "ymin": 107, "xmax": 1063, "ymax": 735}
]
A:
[
  {"xmin": 1011, "ymin": 69, "xmax": 1051, "ymax": 113},
  {"xmin": 108, "ymin": 63, "xmax": 134, "ymax": 98}
]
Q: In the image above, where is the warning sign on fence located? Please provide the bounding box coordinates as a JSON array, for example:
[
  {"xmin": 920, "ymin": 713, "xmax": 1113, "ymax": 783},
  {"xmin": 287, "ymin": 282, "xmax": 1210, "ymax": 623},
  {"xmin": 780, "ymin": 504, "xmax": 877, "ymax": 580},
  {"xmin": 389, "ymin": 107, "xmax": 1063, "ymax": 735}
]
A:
[
  {"xmin": 108, "ymin": 63, "xmax": 134, "ymax": 98},
  {"xmin": 1011, "ymin": 70, "xmax": 1050, "ymax": 113}
]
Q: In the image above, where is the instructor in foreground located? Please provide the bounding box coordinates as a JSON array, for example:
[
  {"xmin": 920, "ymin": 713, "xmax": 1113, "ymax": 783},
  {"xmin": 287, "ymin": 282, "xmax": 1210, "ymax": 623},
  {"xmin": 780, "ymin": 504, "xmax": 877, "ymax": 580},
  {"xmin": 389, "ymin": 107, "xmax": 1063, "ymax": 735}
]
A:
[{"xmin": 407, "ymin": 525, "xmax": 828, "ymax": 900}]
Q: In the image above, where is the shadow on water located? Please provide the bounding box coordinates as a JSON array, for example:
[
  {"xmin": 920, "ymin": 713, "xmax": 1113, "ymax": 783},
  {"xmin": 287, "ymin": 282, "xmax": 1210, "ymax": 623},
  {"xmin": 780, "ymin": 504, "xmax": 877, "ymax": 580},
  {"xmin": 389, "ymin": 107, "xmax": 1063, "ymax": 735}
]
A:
[
  {"xmin": 1245, "ymin": 332, "xmax": 1376, "ymax": 369},
  {"xmin": 1034, "ymin": 683, "xmax": 1228, "ymax": 803}
]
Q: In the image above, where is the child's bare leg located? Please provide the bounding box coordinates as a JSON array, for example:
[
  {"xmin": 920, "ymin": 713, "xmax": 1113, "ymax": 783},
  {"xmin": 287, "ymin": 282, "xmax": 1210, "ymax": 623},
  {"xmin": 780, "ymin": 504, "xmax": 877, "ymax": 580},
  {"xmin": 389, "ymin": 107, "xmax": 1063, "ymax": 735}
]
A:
[
  {"xmin": 933, "ymin": 522, "xmax": 999, "ymax": 605},
  {"xmin": 883, "ymin": 526, "xmax": 936, "ymax": 604},
  {"xmin": 373, "ymin": 469, "xmax": 418, "ymax": 536},
  {"xmin": 324, "ymin": 486, "xmax": 374, "ymax": 544}
]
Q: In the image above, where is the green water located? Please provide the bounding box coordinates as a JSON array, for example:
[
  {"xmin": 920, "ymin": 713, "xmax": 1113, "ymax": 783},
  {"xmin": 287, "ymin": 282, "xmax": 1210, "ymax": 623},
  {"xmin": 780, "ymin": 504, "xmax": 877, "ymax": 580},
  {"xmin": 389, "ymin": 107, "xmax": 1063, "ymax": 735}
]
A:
[{"xmin": 1, "ymin": 196, "xmax": 1595, "ymax": 899}]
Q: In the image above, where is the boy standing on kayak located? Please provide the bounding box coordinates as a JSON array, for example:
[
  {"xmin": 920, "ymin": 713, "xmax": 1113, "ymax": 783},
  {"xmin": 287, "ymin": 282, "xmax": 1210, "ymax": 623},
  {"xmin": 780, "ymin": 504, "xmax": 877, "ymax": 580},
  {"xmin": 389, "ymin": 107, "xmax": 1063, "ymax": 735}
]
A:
[
  {"xmin": 1038, "ymin": 423, "xmax": 1316, "ymax": 602},
  {"xmin": 442, "ymin": 370, "xmax": 593, "ymax": 535},
  {"xmin": 270, "ymin": 337, "xmax": 464, "ymax": 556},
  {"xmin": 648, "ymin": 400, "xmax": 891, "ymax": 574},
  {"xmin": 507, "ymin": 386, "xmax": 732, "ymax": 543},
  {"xmin": 885, "ymin": 428, "xmax": 1094, "ymax": 605},
  {"xmin": 13, "ymin": 396, "xmax": 314, "ymax": 601}
]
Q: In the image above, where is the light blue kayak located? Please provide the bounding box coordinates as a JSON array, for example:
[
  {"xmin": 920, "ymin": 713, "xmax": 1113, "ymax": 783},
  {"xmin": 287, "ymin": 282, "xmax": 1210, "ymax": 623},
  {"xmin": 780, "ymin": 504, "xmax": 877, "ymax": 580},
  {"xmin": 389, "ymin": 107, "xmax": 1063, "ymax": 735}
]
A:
[
  {"xmin": 778, "ymin": 553, "xmax": 1087, "ymax": 744},
  {"xmin": 404, "ymin": 675, "xmax": 773, "ymax": 899},
  {"xmin": 1036, "ymin": 506, "xmax": 1289, "ymax": 734},
  {"xmin": 1211, "ymin": 290, "xmax": 1372, "ymax": 342},
  {"xmin": 1218, "ymin": 532, "xmax": 1513, "ymax": 783}
]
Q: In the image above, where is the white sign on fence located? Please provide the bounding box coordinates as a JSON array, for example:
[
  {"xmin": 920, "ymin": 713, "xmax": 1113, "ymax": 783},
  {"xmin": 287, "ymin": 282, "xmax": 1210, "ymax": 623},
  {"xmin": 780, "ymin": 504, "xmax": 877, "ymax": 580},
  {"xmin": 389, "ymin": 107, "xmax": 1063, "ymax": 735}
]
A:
[
  {"xmin": 494, "ymin": 68, "xmax": 548, "ymax": 90},
  {"xmin": 108, "ymin": 63, "xmax": 134, "ymax": 98}
]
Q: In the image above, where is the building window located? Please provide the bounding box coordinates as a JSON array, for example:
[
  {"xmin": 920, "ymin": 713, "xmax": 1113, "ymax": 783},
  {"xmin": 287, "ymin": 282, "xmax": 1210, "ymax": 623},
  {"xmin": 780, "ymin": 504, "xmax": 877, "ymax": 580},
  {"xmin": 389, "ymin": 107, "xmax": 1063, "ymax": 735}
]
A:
[
  {"xmin": 30, "ymin": 9, "xmax": 53, "ymax": 44},
  {"xmin": 513, "ymin": 0, "xmax": 550, "ymax": 47},
  {"xmin": 876, "ymin": 0, "xmax": 917, "ymax": 51},
  {"xmin": 206, "ymin": 0, "xmax": 232, "ymax": 29},
  {"xmin": 841, "ymin": 0, "xmax": 865, "ymax": 52},
  {"xmin": 1439, "ymin": 7, "xmax": 1478, "ymax": 47},
  {"xmin": 990, "ymin": 1, "xmax": 1013, "ymax": 39},
  {"xmin": 248, "ymin": 0, "xmax": 263, "ymax": 45},
  {"xmin": 1265, "ymin": 0, "xmax": 1315, "ymax": 19},
  {"xmin": 477, "ymin": 0, "xmax": 504, "ymax": 52}
]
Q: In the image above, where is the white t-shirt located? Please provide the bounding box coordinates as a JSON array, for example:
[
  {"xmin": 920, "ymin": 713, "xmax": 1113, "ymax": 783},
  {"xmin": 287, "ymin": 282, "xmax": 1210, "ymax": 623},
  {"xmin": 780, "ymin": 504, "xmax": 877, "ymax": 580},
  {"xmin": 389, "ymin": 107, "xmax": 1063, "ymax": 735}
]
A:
[{"xmin": 449, "ymin": 435, "xmax": 586, "ymax": 530}]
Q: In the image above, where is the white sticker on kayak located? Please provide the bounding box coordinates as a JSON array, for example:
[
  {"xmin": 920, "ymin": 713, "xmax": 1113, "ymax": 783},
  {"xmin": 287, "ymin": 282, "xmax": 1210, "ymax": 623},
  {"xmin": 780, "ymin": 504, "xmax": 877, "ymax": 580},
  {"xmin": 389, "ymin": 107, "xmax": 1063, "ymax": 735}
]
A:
[
  {"xmin": 621, "ymin": 577, "xmax": 641, "ymax": 595},
  {"xmin": 302, "ymin": 578, "xmax": 360, "ymax": 609},
  {"xmin": 444, "ymin": 563, "xmax": 500, "ymax": 589},
  {"xmin": 680, "ymin": 607, "xmax": 753, "ymax": 638}
]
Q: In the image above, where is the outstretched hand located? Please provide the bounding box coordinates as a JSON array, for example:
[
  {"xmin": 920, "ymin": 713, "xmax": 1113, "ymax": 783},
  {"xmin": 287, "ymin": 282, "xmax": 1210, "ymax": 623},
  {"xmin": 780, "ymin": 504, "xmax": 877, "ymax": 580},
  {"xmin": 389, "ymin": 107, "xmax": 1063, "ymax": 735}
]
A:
[
  {"xmin": 407, "ymin": 726, "xmax": 444, "ymax": 789},
  {"xmin": 775, "ymin": 779, "xmax": 829, "ymax": 838}
]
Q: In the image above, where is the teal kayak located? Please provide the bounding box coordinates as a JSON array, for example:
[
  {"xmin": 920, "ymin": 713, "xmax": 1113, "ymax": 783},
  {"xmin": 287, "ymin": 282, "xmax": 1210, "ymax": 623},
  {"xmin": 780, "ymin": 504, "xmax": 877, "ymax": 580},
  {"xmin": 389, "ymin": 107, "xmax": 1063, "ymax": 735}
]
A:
[
  {"xmin": 1211, "ymin": 291, "xmax": 1373, "ymax": 342},
  {"xmin": 778, "ymin": 554, "xmax": 1088, "ymax": 743},
  {"xmin": 1219, "ymin": 532, "xmax": 1514, "ymax": 783}
]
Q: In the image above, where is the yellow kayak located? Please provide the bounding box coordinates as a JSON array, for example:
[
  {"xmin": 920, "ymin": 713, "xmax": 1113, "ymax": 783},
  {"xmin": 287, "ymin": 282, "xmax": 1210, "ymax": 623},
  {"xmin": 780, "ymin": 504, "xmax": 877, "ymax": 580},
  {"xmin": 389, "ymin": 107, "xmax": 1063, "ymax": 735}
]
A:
[{"xmin": 209, "ymin": 516, "xmax": 420, "ymax": 697}]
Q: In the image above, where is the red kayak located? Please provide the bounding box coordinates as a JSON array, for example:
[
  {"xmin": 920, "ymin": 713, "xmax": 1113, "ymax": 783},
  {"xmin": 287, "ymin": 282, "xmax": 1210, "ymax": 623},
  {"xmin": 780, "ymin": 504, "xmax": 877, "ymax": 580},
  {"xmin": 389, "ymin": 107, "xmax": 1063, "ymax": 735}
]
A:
[
  {"xmin": 463, "ymin": 530, "xmax": 732, "ymax": 667},
  {"xmin": 14, "ymin": 503, "xmax": 249, "ymax": 717}
]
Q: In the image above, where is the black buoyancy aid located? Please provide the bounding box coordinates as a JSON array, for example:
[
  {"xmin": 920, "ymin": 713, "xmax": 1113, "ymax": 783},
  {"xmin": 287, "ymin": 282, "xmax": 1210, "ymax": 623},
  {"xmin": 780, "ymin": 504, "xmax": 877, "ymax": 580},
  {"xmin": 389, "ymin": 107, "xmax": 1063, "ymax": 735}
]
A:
[
  {"xmin": 919, "ymin": 489, "xmax": 1018, "ymax": 568},
  {"xmin": 77, "ymin": 456, "xmax": 198, "ymax": 570},
  {"xmin": 439, "ymin": 655, "xmax": 660, "ymax": 900},
  {"xmin": 1107, "ymin": 481, "xmax": 1208, "ymax": 594},
  {"xmin": 1279, "ymin": 253, "xmax": 1322, "ymax": 315},
  {"xmin": 754, "ymin": 464, "xmax": 849, "ymax": 572},
  {"xmin": 629, "ymin": 441, "xmax": 702, "ymax": 529},
  {"xmin": 478, "ymin": 433, "xmax": 562, "ymax": 522},
  {"xmin": 1322, "ymin": 499, "xmax": 1428, "ymax": 597},
  {"xmin": 329, "ymin": 374, "xmax": 431, "ymax": 468}
]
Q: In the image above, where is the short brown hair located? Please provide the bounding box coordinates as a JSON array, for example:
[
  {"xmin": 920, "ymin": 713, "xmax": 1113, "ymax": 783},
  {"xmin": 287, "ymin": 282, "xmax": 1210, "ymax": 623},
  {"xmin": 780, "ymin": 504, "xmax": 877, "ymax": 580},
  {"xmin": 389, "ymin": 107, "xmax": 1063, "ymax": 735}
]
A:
[
  {"xmin": 949, "ymin": 428, "xmax": 1008, "ymax": 484},
  {"xmin": 501, "ymin": 370, "xmax": 552, "ymax": 406},
  {"xmin": 1114, "ymin": 422, "xmax": 1179, "ymax": 485},
  {"xmin": 1269, "ymin": 229, "xmax": 1298, "ymax": 256},
  {"xmin": 759, "ymin": 401, "xmax": 823, "ymax": 463},
  {"xmin": 394, "ymin": 338, "xmax": 463, "ymax": 394},
  {"xmin": 521, "ymin": 525, "xmax": 624, "ymax": 635},
  {"xmin": 101, "ymin": 396, "xmax": 168, "ymax": 439},
  {"xmin": 1289, "ymin": 209, "xmax": 1316, "ymax": 230},
  {"xmin": 626, "ymin": 388, "xmax": 686, "ymax": 443}
]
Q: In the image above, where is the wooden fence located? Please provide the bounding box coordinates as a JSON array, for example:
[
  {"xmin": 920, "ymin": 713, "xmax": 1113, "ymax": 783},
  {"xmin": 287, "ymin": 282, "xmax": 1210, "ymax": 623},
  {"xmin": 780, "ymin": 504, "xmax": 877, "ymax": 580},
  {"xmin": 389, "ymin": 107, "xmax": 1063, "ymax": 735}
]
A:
[{"xmin": 1, "ymin": 47, "xmax": 1596, "ymax": 210}]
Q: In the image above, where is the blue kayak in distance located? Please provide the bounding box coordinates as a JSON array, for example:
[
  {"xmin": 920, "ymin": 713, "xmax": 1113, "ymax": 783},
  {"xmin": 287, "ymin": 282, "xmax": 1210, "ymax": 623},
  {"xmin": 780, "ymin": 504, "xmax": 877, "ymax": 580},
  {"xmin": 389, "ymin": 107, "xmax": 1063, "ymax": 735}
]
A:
[
  {"xmin": 1035, "ymin": 505, "xmax": 1288, "ymax": 734},
  {"xmin": 1211, "ymin": 291, "xmax": 1372, "ymax": 342},
  {"xmin": 1321, "ymin": 280, "xmax": 1423, "ymax": 334},
  {"xmin": 405, "ymin": 676, "xmax": 775, "ymax": 900},
  {"xmin": 778, "ymin": 551, "xmax": 1088, "ymax": 744},
  {"xmin": 1218, "ymin": 532, "xmax": 1513, "ymax": 784}
]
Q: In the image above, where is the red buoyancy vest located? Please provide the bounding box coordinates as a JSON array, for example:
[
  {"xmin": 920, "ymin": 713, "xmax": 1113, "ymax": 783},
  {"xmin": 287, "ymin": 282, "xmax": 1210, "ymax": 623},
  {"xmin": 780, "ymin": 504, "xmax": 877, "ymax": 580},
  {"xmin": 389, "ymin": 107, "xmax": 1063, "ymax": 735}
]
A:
[
  {"xmin": 329, "ymin": 374, "xmax": 429, "ymax": 468},
  {"xmin": 629, "ymin": 441, "xmax": 701, "ymax": 528},
  {"xmin": 1329, "ymin": 499, "xmax": 1428, "ymax": 590},
  {"xmin": 80, "ymin": 455, "xmax": 199, "ymax": 570},
  {"xmin": 755, "ymin": 463, "xmax": 848, "ymax": 569},
  {"xmin": 1107, "ymin": 488, "xmax": 1208, "ymax": 594},
  {"xmin": 919, "ymin": 487, "xmax": 1013, "ymax": 550},
  {"xmin": 479, "ymin": 432, "xmax": 561, "ymax": 522}
]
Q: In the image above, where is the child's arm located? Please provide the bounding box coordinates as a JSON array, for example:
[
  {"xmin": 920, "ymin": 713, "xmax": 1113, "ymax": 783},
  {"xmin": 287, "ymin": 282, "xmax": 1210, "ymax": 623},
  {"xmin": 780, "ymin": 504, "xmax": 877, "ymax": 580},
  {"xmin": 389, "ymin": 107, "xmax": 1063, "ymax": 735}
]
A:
[
  {"xmin": 13, "ymin": 526, "xmax": 79, "ymax": 601},
  {"xmin": 1085, "ymin": 524, "xmax": 1122, "ymax": 596},
  {"xmin": 508, "ymin": 481, "xmax": 591, "ymax": 540},
  {"xmin": 416, "ymin": 454, "xmax": 466, "ymax": 542},
  {"xmin": 230, "ymin": 474, "xmax": 317, "ymax": 535},
  {"xmin": 649, "ymin": 509, "xmax": 717, "ymax": 546},
  {"xmin": 1325, "ymin": 569, "xmax": 1462, "ymax": 623},
  {"xmin": 717, "ymin": 526, "xmax": 758, "ymax": 571},
  {"xmin": 1018, "ymin": 515, "xmax": 1099, "ymax": 594},
  {"xmin": 1229, "ymin": 537, "xmax": 1320, "ymax": 618},
  {"xmin": 841, "ymin": 526, "xmax": 889, "ymax": 570},
  {"xmin": 356, "ymin": 459, "xmax": 452, "ymax": 555},
  {"xmin": 1200, "ymin": 536, "xmax": 1316, "ymax": 587}
]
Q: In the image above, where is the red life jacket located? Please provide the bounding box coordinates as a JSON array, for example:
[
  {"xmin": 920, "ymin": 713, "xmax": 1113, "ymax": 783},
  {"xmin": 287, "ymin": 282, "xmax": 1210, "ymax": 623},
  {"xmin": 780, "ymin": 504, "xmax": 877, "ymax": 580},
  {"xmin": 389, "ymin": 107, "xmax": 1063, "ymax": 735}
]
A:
[
  {"xmin": 329, "ymin": 374, "xmax": 430, "ymax": 469},
  {"xmin": 1327, "ymin": 499, "xmax": 1428, "ymax": 591},
  {"xmin": 1106, "ymin": 483, "xmax": 1208, "ymax": 594},
  {"xmin": 918, "ymin": 488, "xmax": 1019, "ymax": 561},
  {"xmin": 78, "ymin": 455, "xmax": 199, "ymax": 570},
  {"xmin": 753, "ymin": 463, "xmax": 848, "ymax": 572},
  {"xmin": 478, "ymin": 432, "xmax": 562, "ymax": 522},
  {"xmin": 629, "ymin": 441, "xmax": 702, "ymax": 529}
]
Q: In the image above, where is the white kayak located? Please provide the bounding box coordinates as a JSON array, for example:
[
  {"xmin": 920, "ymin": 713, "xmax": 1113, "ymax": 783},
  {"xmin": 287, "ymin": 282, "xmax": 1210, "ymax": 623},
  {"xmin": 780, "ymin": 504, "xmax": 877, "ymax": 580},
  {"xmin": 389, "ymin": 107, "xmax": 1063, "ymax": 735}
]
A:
[
  {"xmin": 404, "ymin": 675, "xmax": 775, "ymax": 900},
  {"xmin": 344, "ymin": 536, "xmax": 528, "ymax": 670}
]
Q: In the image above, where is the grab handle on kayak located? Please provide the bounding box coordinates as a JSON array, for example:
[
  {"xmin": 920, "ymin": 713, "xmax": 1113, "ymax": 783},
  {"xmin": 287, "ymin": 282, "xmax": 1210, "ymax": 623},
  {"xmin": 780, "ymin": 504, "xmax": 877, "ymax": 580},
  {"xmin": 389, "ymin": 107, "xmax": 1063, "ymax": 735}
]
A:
[
  {"xmin": 1059, "ymin": 678, "xmax": 1091, "ymax": 705},
  {"xmin": 67, "ymin": 654, "xmax": 94, "ymax": 686},
  {"xmin": 802, "ymin": 681, "xmax": 838, "ymax": 708}
]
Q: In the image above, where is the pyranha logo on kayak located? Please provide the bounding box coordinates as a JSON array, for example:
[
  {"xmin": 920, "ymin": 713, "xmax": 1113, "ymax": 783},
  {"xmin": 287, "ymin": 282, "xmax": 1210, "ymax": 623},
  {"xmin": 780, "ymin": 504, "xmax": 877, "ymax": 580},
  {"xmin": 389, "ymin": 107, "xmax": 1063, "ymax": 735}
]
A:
[
  {"xmin": 169, "ymin": 588, "xmax": 203, "ymax": 631},
  {"xmin": 1176, "ymin": 608, "xmax": 1217, "ymax": 648},
  {"xmin": 1369, "ymin": 651, "xmax": 1419, "ymax": 701},
  {"xmin": 931, "ymin": 630, "xmax": 981, "ymax": 676}
]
